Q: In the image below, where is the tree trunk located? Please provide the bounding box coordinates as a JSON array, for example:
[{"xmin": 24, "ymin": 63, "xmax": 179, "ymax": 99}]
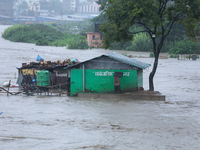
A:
[
  {"xmin": 149, "ymin": 53, "xmax": 159, "ymax": 91},
  {"xmin": 149, "ymin": 37, "xmax": 160, "ymax": 91}
]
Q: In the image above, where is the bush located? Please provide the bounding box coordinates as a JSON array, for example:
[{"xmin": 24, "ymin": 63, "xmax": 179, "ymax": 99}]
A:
[
  {"xmin": 169, "ymin": 38, "xmax": 200, "ymax": 54},
  {"xmin": 109, "ymin": 41, "xmax": 131, "ymax": 50},
  {"xmin": 2, "ymin": 24, "xmax": 65, "ymax": 44},
  {"xmin": 67, "ymin": 35, "xmax": 89, "ymax": 49},
  {"xmin": 52, "ymin": 23, "xmax": 57, "ymax": 27},
  {"xmin": 36, "ymin": 39, "xmax": 49, "ymax": 46},
  {"xmin": 170, "ymin": 54, "xmax": 177, "ymax": 58},
  {"xmin": 149, "ymin": 52, "xmax": 154, "ymax": 57},
  {"xmin": 126, "ymin": 33, "xmax": 153, "ymax": 51}
]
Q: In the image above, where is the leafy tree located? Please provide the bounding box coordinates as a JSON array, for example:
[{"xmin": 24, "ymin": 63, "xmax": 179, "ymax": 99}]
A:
[
  {"xmin": 126, "ymin": 33, "xmax": 152, "ymax": 51},
  {"xmin": 169, "ymin": 38, "xmax": 200, "ymax": 54},
  {"xmin": 98, "ymin": 0, "xmax": 200, "ymax": 91},
  {"xmin": 36, "ymin": 39, "xmax": 49, "ymax": 46},
  {"xmin": 68, "ymin": 36, "xmax": 89, "ymax": 49}
]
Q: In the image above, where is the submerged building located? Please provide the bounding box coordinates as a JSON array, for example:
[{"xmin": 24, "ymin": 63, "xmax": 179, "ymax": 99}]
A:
[
  {"xmin": 16, "ymin": 52, "xmax": 150, "ymax": 96},
  {"xmin": 64, "ymin": 52, "xmax": 150, "ymax": 96}
]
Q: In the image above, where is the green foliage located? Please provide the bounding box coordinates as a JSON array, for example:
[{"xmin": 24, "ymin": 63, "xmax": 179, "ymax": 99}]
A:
[
  {"xmin": 2, "ymin": 24, "xmax": 64, "ymax": 44},
  {"xmin": 68, "ymin": 36, "xmax": 89, "ymax": 49},
  {"xmin": 126, "ymin": 33, "xmax": 152, "ymax": 51},
  {"xmin": 50, "ymin": 38, "xmax": 68, "ymax": 47},
  {"xmin": 52, "ymin": 23, "xmax": 57, "ymax": 27},
  {"xmin": 91, "ymin": 13, "xmax": 107, "ymax": 24},
  {"xmin": 149, "ymin": 52, "xmax": 154, "ymax": 58},
  {"xmin": 170, "ymin": 54, "xmax": 177, "ymax": 58},
  {"xmin": 2, "ymin": 24, "xmax": 89, "ymax": 49},
  {"xmin": 97, "ymin": 0, "xmax": 200, "ymax": 91},
  {"xmin": 169, "ymin": 39, "xmax": 200, "ymax": 54},
  {"xmin": 109, "ymin": 41, "xmax": 131, "ymax": 50},
  {"xmin": 36, "ymin": 39, "xmax": 49, "ymax": 46},
  {"xmin": 98, "ymin": 0, "xmax": 200, "ymax": 50}
]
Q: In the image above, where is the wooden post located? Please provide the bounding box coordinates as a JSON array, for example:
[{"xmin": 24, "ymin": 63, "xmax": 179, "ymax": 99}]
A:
[
  {"xmin": 59, "ymin": 84, "xmax": 61, "ymax": 96},
  {"xmin": 83, "ymin": 64, "xmax": 85, "ymax": 92},
  {"xmin": 7, "ymin": 80, "xmax": 11, "ymax": 96}
]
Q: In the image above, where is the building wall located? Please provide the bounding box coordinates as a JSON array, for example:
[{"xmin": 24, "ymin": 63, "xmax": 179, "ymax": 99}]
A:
[
  {"xmin": 137, "ymin": 69, "xmax": 143, "ymax": 88},
  {"xmin": 87, "ymin": 32, "xmax": 102, "ymax": 48},
  {"xmin": 0, "ymin": 0, "xmax": 14, "ymax": 18},
  {"xmin": 70, "ymin": 69, "xmax": 138, "ymax": 95},
  {"xmin": 63, "ymin": 0, "xmax": 78, "ymax": 12},
  {"xmin": 77, "ymin": 3, "xmax": 100, "ymax": 13}
]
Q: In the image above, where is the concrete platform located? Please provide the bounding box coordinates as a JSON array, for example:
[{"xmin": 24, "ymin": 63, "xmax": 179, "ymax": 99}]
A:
[{"xmin": 78, "ymin": 91, "xmax": 165, "ymax": 101}]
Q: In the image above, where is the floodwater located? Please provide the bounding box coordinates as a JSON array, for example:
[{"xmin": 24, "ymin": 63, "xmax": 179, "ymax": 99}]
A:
[{"xmin": 0, "ymin": 25, "xmax": 200, "ymax": 150}]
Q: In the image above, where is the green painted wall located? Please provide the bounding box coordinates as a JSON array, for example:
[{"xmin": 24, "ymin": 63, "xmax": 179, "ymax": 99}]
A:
[
  {"xmin": 71, "ymin": 69, "xmax": 83, "ymax": 95},
  {"xmin": 71, "ymin": 69, "xmax": 138, "ymax": 95},
  {"xmin": 137, "ymin": 69, "xmax": 143, "ymax": 88}
]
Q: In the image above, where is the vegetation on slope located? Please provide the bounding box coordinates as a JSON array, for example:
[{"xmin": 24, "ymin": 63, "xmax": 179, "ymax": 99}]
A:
[{"xmin": 2, "ymin": 24, "xmax": 89, "ymax": 49}]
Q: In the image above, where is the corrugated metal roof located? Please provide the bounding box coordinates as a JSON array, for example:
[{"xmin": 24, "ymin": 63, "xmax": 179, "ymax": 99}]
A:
[
  {"xmin": 104, "ymin": 52, "xmax": 151, "ymax": 69},
  {"xmin": 64, "ymin": 52, "xmax": 150, "ymax": 69}
]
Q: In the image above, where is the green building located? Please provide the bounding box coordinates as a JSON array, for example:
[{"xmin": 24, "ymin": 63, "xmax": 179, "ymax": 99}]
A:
[{"xmin": 65, "ymin": 52, "xmax": 150, "ymax": 96}]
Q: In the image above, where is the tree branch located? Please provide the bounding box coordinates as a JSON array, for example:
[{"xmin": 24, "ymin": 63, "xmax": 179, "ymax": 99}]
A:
[
  {"xmin": 159, "ymin": 0, "xmax": 168, "ymax": 17},
  {"xmin": 164, "ymin": 13, "xmax": 183, "ymax": 39},
  {"xmin": 157, "ymin": 12, "xmax": 183, "ymax": 52},
  {"xmin": 128, "ymin": 30, "xmax": 148, "ymax": 35},
  {"xmin": 138, "ymin": 22, "xmax": 153, "ymax": 34},
  {"xmin": 158, "ymin": 0, "xmax": 168, "ymax": 52},
  {"xmin": 164, "ymin": 13, "xmax": 183, "ymax": 32}
]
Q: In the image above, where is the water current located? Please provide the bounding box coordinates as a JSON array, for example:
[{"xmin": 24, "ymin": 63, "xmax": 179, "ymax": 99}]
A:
[{"xmin": 0, "ymin": 25, "xmax": 200, "ymax": 150}]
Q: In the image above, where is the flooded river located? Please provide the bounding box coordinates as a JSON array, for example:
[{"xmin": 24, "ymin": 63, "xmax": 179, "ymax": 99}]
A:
[{"xmin": 0, "ymin": 25, "xmax": 200, "ymax": 150}]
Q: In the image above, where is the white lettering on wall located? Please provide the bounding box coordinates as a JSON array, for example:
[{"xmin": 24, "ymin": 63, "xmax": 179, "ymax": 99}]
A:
[
  {"xmin": 93, "ymin": 71, "xmax": 130, "ymax": 77},
  {"xmin": 123, "ymin": 72, "xmax": 130, "ymax": 76}
]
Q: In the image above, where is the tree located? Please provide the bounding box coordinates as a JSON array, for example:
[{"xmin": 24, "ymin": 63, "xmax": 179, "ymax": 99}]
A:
[{"xmin": 98, "ymin": 0, "xmax": 200, "ymax": 91}]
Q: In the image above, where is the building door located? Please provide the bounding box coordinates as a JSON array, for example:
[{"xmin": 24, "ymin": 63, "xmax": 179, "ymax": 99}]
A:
[{"xmin": 114, "ymin": 72, "xmax": 123, "ymax": 94}]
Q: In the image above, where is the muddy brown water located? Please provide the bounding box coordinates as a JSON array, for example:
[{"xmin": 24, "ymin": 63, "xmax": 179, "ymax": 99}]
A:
[{"xmin": 0, "ymin": 25, "xmax": 200, "ymax": 150}]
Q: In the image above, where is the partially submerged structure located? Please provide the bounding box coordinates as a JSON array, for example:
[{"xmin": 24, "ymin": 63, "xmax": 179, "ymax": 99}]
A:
[
  {"xmin": 16, "ymin": 52, "xmax": 150, "ymax": 96},
  {"xmin": 64, "ymin": 52, "xmax": 150, "ymax": 96},
  {"xmin": 16, "ymin": 58, "xmax": 77, "ymax": 92}
]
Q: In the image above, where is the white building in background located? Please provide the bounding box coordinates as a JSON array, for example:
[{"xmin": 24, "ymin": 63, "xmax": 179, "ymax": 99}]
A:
[
  {"xmin": 63, "ymin": 0, "xmax": 100, "ymax": 14},
  {"xmin": 28, "ymin": 1, "xmax": 40, "ymax": 12},
  {"xmin": 40, "ymin": 10, "xmax": 48, "ymax": 16},
  {"xmin": 63, "ymin": 0, "xmax": 79, "ymax": 12},
  {"xmin": 77, "ymin": 0, "xmax": 100, "ymax": 14}
]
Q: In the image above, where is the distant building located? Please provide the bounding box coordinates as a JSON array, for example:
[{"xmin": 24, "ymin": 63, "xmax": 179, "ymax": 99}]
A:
[
  {"xmin": 0, "ymin": 0, "xmax": 15, "ymax": 18},
  {"xmin": 40, "ymin": 10, "xmax": 49, "ymax": 16},
  {"xmin": 87, "ymin": 32, "xmax": 102, "ymax": 48},
  {"xmin": 39, "ymin": 1, "xmax": 50, "ymax": 16},
  {"xmin": 28, "ymin": 1, "xmax": 40, "ymax": 16},
  {"xmin": 63, "ymin": 0, "xmax": 79, "ymax": 12},
  {"xmin": 77, "ymin": 2, "xmax": 100, "ymax": 13},
  {"xmin": 86, "ymin": 23, "xmax": 103, "ymax": 48}
]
